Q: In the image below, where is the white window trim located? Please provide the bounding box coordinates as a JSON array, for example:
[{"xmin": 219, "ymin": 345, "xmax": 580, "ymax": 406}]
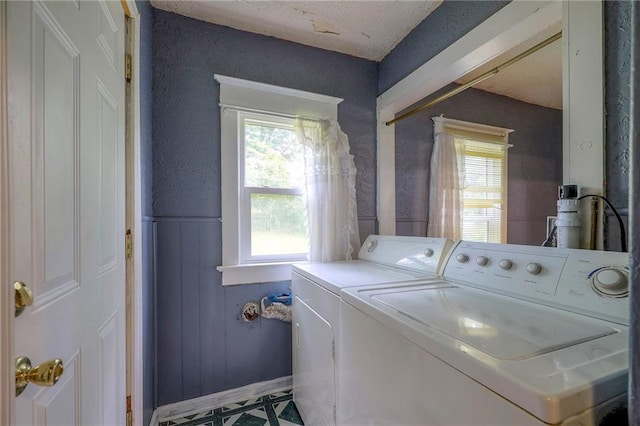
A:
[{"xmin": 215, "ymin": 74, "xmax": 342, "ymax": 285}]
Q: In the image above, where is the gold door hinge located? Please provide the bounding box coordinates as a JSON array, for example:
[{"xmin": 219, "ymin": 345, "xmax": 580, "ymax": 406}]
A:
[
  {"xmin": 126, "ymin": 395, "xmax": 133, "ymax": 426},
  {"xmin": 125, "ymin": 53, "xmax": 132, "ymax": 83},
  {"xmin": 125, "ymin": 230, "xmax": 133, "ymax": 259}
]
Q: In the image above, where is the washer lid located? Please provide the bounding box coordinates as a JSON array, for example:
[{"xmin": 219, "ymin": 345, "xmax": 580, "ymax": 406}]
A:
[
  {"xmin": 371, "ymin": 286, "xmax": 617, "ymax": 361},
  {"xmin": 293, "ymin": 261, "xmax": 432, "ymax": 294}
]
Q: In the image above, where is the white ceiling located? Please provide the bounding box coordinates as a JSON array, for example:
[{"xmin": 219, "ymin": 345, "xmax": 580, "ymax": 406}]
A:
[
  {"xmin": 456, "ymin": 22, "xmax": 563, "ymax": 110},
  {"xmin": 151, "ymin": 0, "xmax": 443, "ymax": 61},
  {"xmin": 152, "ymin": 0, "xmax": 562, "ymax": 109}
]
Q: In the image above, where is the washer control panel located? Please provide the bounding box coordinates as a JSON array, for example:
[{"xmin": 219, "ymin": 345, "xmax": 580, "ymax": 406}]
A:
[
  {"xmin": 359, "ymin": 235, "xmax": 455, "ymax": 276},
  {"xmin": 443, "ymin": 241, "xmax": 630, "ymax": 325}
]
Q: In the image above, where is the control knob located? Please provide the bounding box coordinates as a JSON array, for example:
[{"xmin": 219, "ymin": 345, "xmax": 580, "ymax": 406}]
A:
[
  {"xmin": 456, "ymin": 254, "xmax": 469, "ymax": 263},
  {"xmin": 526, "ymin": 263, "xmax": 542, "ymax": 275},
  {"xmin": 591, "ymin": 268, "xmax": 628, "ymax": 297},
  {"xmin": 498, "ymin": 259, "xmax": 513, "ymax": 270},
  {"xmin": 475, "ymin": 256, "xmax": 489, "ymax": 266},
  {"xmin": 424, "ymin": 248, "xmax": 434, "ymax": 257},
  {"xmin": 366, "ymin": 239, "xmax": 378, "ymax": 252}
]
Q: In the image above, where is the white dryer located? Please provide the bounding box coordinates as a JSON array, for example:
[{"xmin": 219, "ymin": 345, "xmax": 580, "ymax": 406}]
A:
[
  {"xmin": 340, "ymin": 241, "xmax": 629, "ymax": 425},
  {"xmin": 291, "ymin": 235, "xmax": 454, "ymax": 426}
]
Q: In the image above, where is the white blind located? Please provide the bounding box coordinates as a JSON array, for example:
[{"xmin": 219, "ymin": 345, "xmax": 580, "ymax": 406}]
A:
[{"xmin": 456, "ymin": 137, "xmax": 507, "ymax": 243}]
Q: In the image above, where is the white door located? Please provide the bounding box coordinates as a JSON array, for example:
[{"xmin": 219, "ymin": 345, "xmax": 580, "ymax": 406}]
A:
[{"xmin": 7, "ymin": 1, "xmax": 126, "ymax": 424}]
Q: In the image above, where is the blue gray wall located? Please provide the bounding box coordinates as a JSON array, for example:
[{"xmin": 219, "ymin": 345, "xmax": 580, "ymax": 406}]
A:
[
  {"xmin": 628, "ymin": 2, "xmax": 639, "ymax": 421},
  {"xmin": 394, "ymin": 84, "xmax": 562, "ymax": 244},
  {"xmin": 378, "ymin": 0, "xmax": 510, "ymax": 94},
  {"xmin": 604, "ymin": 1, "xmax": 631, "ymax": 251},
  {"xmin": 151, "ymin": 8, "xmax": 378, "ymax": 406},
  {"xmin": 135, "ymin": 1, "xmax": 154, "ymax": 425},
  {"xmin": 143, "ymin": 0, "xmax": 635, "ymax": 415}
]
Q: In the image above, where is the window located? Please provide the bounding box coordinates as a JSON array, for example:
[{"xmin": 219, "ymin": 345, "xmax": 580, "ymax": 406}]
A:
[
  {"xmin": 459, "ymin": 137, "xmax": 507, "ymax": 243},
  {"xmin": 430, "ymin": 117, "xmax": 511, "ymax": 243},
  {"xmin": 215, "ymin": 75, "xmax": 342, "ymax": 285},
  {"xmin": 240, "ymin": 113, "xmax": 309, "ymax": 262}
]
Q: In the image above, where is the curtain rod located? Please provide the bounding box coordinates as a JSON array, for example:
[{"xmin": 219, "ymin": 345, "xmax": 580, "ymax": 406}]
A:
[{"xmin": 385, "ymin": 31, "xmax": 562, "ymax": 127}]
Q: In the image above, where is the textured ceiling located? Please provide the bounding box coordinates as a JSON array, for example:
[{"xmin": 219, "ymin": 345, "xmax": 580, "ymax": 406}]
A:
[
  {"xmin": 456, "ymin": 22, "xmax": 563, "ymax": 110},
  {"xmin": 150, "ymin": 0, "xmax": 443, "ymax": 61}
]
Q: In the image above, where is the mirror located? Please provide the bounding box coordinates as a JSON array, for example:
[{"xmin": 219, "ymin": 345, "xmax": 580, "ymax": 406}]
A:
[
  {"xmin": 395, "ymin": 25, "xmax": 563, "ymax": 245},
  {"xmin": 377, "ymin": 1, "xmax": 604, "ymax": 247}
]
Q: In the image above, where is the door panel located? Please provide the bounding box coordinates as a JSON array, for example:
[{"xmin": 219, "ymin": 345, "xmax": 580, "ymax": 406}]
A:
[
  {"xmin": 8, "ymin": 1, "xmax": 126, "ymax": 424},
  {"xmin": 97, "ymin": 80, "xmax": 119, "ymax": 276},
  {"xmin": 33, "ymin": 1, "xmax": 81, "ymax": 308},
  {"xmin": 32, "ymin": 354, "xmax": 81, "ymax": 426}
]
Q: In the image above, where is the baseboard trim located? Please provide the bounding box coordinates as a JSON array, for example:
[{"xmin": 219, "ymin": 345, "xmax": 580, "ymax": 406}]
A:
[{"xmin": 154, "ymin": 375, "xmax": 293, "ymax": 424}]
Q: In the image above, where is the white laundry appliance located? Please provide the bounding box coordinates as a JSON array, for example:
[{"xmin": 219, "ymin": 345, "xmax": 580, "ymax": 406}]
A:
[
  {"xmin": 291, "ymin": 235, "xmax": 454, "ymax": 426},
  {"xmin": 340, "ymin": 241, "xmax": 629, "ymax": 425}
]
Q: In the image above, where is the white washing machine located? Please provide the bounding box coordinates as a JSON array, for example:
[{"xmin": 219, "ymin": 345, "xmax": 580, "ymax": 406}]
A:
[
  {"xmin": 291, "ymin": 235, "xmax": 454, "ymax": 426},
  {"xmin": 340, "ymin": 241, "xmax": 629, "ymax": 425}
]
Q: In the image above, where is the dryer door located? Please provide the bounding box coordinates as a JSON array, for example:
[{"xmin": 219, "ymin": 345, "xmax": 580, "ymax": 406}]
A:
[{"xmin": 293, "ymin": 296, "xmax": 334, "ymax": 426}]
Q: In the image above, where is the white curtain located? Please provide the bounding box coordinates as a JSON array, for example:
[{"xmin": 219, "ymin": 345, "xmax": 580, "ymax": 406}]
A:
[
  {"xmin": 427, "ymin": 131, "xmax": 465, "ymax": 240},
  {"xmin": 295, "ymin": 118, "xmax": 361, "ymax": 261}
]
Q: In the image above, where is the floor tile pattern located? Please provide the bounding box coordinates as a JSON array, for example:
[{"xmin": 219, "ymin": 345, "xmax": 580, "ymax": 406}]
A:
[{"xmin": 159, "ymin": 389, "xmax": 304, "ymax": 426}]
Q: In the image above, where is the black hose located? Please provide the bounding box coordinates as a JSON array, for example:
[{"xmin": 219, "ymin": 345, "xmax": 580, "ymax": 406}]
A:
[{"xmin": 577, "ymin": 195, "xmax": 627, "ymax": 252}]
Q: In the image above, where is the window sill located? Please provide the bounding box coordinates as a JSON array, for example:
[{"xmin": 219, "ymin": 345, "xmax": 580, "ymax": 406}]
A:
[{"xmin": 217, "ymin": 262, "xmax": 303, "ymax": 286}]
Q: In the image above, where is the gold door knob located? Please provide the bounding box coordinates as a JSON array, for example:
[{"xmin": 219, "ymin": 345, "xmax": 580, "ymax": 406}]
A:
[
  {"xmin": 15, "ymin": 356, "xmax": 64, "ymax": 396},
  {"xmin": 14, "ymin": 281, "xmax": 33, "ymax": 317}
]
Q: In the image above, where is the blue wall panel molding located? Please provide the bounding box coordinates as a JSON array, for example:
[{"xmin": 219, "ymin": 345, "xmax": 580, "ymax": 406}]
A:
[
  {"xmin": 154, "ymin": 216, "xmax": 221, "ymax": 222},
  {"xmin": 396, "ymin": 219, "xmax": 429, "ymax": 238},
  {"xmin": 153, "ymin": 218, "xmax": 292, "ymax": 406},
  {"xmin": 394, "ymin": 84, "xmax": 562, "ymax": 245},
  {"xmin": 358, "ymin": 217, "xmax": 378, "ymax": 242},
  {"xmin": 136, "ymin": 1, "xmax": 155, "ymax": 424},
  {"xmin": 142, "ymin": 219, "xmax": 155, "ymax": 425}
]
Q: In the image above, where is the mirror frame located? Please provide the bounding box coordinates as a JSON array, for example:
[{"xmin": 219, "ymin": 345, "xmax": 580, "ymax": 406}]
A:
[{"xmin": 376, "ymin": 1, "xmax": 604, "ymax": 240}]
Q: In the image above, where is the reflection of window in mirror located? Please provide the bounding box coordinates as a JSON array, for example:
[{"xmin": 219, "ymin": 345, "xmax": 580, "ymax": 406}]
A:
[
  {"xmin": 429, "ymin": 117, "xmax": 512, "ymax": 244},
  {"xmin": 378, "ymin": 1, "xmax": 603, "ymax": 247}
]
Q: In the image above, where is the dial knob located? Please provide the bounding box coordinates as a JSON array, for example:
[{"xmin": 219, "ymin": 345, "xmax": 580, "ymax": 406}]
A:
[
  {"xmin": 367, "ymin": 240, "xmax": 378, "ymax": 252},
  {"xmin": 591, "ymin": 268, "xmax": 628, "ymax": 296},
  {"xmin": 498, "ymin": 259, "xmax": 513, "ymax": 270},
  {"xmin": 475, "ymin": 256, "xmax": 489, "ymax": 266},
  {"xmin": 424, "ymin": 248, "xmax": 434, "ymax": 257},
  {"xmin": 526, "ymin": 263, "xmax": 542, "ymax": 275},
  {"xmin": 456, "ymin": 254, "xmax": 469, "ymax": 263}
]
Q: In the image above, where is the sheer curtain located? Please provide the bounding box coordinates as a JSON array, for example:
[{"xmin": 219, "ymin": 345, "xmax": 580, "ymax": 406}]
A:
[
  {"xmin": 427, "ymin": 128, "xmax": 465, "ymax": 240},
  {"xmin": 295, "ymin": 118, "xmax": 360, "ymax": 261}
]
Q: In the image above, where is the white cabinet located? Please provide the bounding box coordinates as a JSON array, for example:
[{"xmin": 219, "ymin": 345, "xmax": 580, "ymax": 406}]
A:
[{"xmin": 292, "ymin": 272, "xmax": 340, "ymax": 426}]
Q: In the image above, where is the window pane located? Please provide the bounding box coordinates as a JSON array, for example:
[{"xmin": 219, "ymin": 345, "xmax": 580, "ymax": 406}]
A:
[
  {"xmin": 245, "ymin": 121, "xmax": 306, "ymax": 189},
  {"xmin": 462, "ymin": 205, "xmax": 502, "ymax": 243},
  {"xmin": 457, "ymin": 137, "xmax": 505, "ymax": 243},
  {"xmin": 251, "ymin": 193, "xmax": 308, "ymax": 256}
]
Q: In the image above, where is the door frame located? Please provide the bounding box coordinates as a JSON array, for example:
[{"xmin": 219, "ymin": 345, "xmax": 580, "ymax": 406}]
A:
[
  {"xmin": 122, "ymin": 1, "xmax": 145, "ymax": 424},
  {"xmin": 0, "ymin": 1, "xmax": 144, "ymax": 424},
  {"xmin": 0, "ymin": 0, "xmax": 13, "ymax": 423}
]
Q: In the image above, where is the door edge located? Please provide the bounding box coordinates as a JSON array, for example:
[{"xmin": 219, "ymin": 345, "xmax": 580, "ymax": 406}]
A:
[{"xmin": 0, "ymin": 0, "xmax": 16, "ymax": 424}]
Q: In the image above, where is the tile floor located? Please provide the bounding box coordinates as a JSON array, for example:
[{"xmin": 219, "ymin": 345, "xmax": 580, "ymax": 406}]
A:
[{"xmin": 159, "ymin": 389, "xmax": 304, "ymax": 426}]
